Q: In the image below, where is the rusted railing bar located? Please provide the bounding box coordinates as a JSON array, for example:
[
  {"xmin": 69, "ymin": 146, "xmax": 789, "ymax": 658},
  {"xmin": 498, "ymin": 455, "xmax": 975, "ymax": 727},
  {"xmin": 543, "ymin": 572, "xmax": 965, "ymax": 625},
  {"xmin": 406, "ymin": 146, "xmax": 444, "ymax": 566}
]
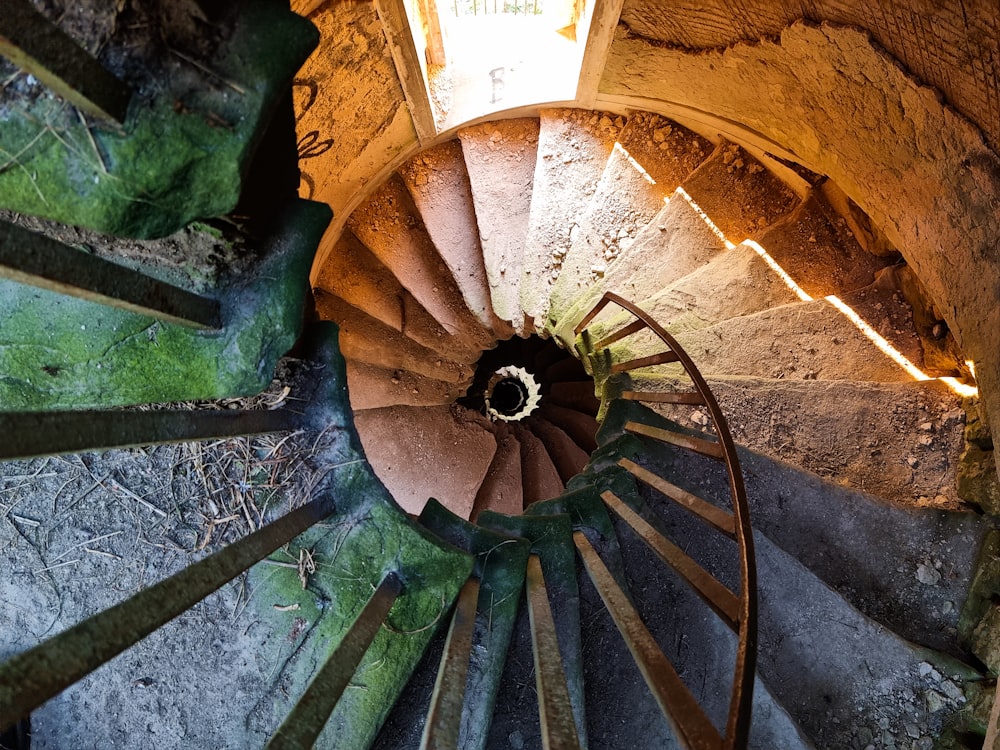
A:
[
  {"xmin": 622, "ymin": 390, "xmax": 705, "ymax": 405},
  {"xmin": 0, "ymin": 221, "xmax": 221, "ymax": 329},
  {"xmin": 611, "ymin": 351, "xmax": 681, "ymax": 373},
  {"xmin": 421, "ymin": 576, "xmax": 481, "ymax": 750},
  {"xmin": 625, "ymin": 420, "xmax": 725, "ymax": 460},
  {"xmin": 601, "ymin": 491, "xmax": 740, "ymax": 630},
  {"xmin": 0, "ymin": 0, "xmax": 131, "ymax": 122},
  {"xmin": 573, "ymin": 532, "xmax": 724, "ymax": 750},
  {"xmin": 0, "ymin": 493, "xmax": 339, "ymax": 730},
  {"xmin": 267, "ymin": 572, "xmax": 405, "ymax": 749},
  {"xmin": 0, "ymin": 408, "xmax": 302, "ymax": 461},
  {"xmin": 573, "ymin": 295, "xmax": 614, "ymax": 335},
  {"xmin": 617, "ymin": 458, "xmax": 735, "ymax": 538},
  {"xmin": 591, "ymin": 318, "xmax": 647, "ymax": 352},
  {"xmin": 526, "ymin": 555, "xmax": 582, "ymax": 750}
]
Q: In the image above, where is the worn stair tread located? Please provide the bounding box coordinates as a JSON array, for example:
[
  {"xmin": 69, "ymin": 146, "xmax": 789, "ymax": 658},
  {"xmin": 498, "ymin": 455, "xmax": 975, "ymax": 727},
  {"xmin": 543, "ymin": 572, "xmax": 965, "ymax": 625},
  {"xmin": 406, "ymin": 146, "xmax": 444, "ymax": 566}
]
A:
[
  {"xmin": 347, "ymin": 174, "xmax": 494, "ymax": 351},
  {"xmin": 546, "ymin": 113, "xmax": 711, "ymax": 329},
  {"xmin": 679, "ymin": 141, "xmax": 800, "ymax": 244},
  {"xmin": 354, "ymin": 405, "xmax": 497, "ymax": 517},
  {"xmin": 313, "ymin": 229, "xmax": 478, "ymax": 363},
  {"xmin": 476, "ymin": 512, "xmax": 587, "ymax": 748},
  {"xmin": 617, "ymin": 398, "xmax": 985, "ymax": 655},
  {"xmin": 596, "ymin": 296, "xmax": 922, "ymax": 385},
  {"xmin": 512, "ymin": 423, "xmax": 567, "ymax": 506},
  {"xmin": 524, "ymin": 415, "xmax": 591, "ymax": 484},
  {"xmin": 546, "ymin": 381, "xmax": 602, "ymax": 416},
  {"xmin": 458, "ymin": 118, "xmax": 540, "ymax": 331},
  {"xmin": 624, "ymin": 372, "xmax": 968, "ymax": 509},
  {"xmin": 551, "ymin": 194, "xmax": 729, "ymax": 342},
  {"xmin": 345, "ymin": 360, "xmax": 466, "ymax": 410},
  {"xmin": 417, "ymin": 500, "xmax": 532, "ymax": 750},
  {"xmin": 398, "ymin": 140, "xmax": 515, "ymax": 340},
  {"xmin": 584, "ymin": 241, "xmax": 805, "ymax": 345},
  {"xmin": 520, "ymin": 109, "xmax": 623, "ymax": 328},
  {"xmin": 470, "ymin": 429, "xmax": 524, "ymax": 520},
  {"xmin": 538, "ymin": 402, "xmax": 599, "ymax": 453},
  {"xmin": 315, "ymin": 291, "xmax": 474, "ymax": 383},
  {"xmin": 755, "ymin": 191, "xmax": 893, "ymax": 298}
]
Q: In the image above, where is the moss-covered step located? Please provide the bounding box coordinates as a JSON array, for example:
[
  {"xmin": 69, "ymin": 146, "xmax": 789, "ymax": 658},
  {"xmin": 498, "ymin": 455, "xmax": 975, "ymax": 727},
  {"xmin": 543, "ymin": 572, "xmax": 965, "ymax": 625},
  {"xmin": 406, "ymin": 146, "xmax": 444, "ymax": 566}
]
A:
[
  {"xmin": 418, "ymin": 499, "xmax": 531, "ymax": 750},
  {"xmin": 246, "ymin": 462, "xmax": 474, "ymax": 749},
  {"xmin": 476, "ymin": 511, "xmax": 586, "ymax": 748},
  {"xmin": 0, "ymin": 199, "xmax": 329, "ymax": 409},
  {"xmin": 0, "ymin": 1, "xmax": 317, "ymax": 238}
]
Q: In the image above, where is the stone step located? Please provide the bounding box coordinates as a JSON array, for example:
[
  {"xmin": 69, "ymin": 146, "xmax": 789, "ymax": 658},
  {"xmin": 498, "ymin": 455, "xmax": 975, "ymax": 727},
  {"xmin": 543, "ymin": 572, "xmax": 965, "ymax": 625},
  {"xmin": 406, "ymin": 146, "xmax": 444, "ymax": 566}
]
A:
[
  {"xmin": 755, "ymin": 190, "xmax": 894, "ymax": 298},
  {"xmin": 538, "ymin": 402, "xmax": 600, "ymax": 453},
  {"xmin": 547, "ymin": 381, "xmax": 601, "ymax": 416},
  {"xmin": 520, "ymin": 109, "xmax": 623, "ymax": 329},
  {"xmin": 680, "ymin": 141, "xmax": 800, "ymax": 244},
  {"xmin": 546, "ymin": 113, "xmax": 711, "ymax": 329},
  {"xmin": 344, "ymin": 360, "xmax": 465, "ymax": 410},
  {"xmin": 347, "ymin": 175, "xmax": 494, "ymax": 352},
  {"xmin": 353, "ymin": 405, "xmax": 497, "ymax": 518},
  {"xmin": 625, "ymin": 372, "xmax": 967, "ymax": 509},
  {"xmin": 315, "ymin": 291, "xmax": 473, "ymax": 384},
  {"xmin": 595, "ymin": 293, "xmax": 921, "ymax": 385},
  {"xmin": 469, "ymin": 427, "xmax": 524, "ymax": 520},
  {"xmin": 458, "ymin": 118, "xmax": 540, "ymax": 332},
  {"xmin": 550, "ymin": 193, "xmax": 729, "ymax": 342},
  {"xmin": 525, "ymin": 416, "xmax": 590, "ymax": 484},
  {"xmin": 398, "ymin": 140, "xmax": 515, "ymax": 340},
  {"xmin": 512, "ymin": 422, "xmax": 566, "ymax": 506},
  {"xmin": 584, "ymin": 241, "xmax": 804, "ymax": 345},
  {"xmin": 601, "ymin": 398, "xmax": 986, "ymax": 656},
  {"xmin": 314, "ymin": 229, "xmax": 480, "ymax": 363}
]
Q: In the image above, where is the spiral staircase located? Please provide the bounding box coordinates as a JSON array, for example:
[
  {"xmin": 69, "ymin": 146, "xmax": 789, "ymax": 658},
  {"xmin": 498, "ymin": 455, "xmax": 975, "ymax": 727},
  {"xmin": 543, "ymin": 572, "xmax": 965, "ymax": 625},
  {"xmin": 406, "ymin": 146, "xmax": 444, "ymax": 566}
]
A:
[{"xmin": 1, "ymin": 3, "xmax": 999, "ymax": 750}]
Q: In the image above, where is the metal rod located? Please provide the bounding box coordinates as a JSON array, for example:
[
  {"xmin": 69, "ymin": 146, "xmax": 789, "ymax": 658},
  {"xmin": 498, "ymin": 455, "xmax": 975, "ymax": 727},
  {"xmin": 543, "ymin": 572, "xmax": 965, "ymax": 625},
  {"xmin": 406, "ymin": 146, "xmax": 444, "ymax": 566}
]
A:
[
  {"xmin": 601, "ymin": 491, "xmax": 740, "ymax": 630},
  {"xmin": 592, "ymin": 318, "xmax": 647, "ymax": 351},
  {"xmin": 525, "ymin": 555, "xmax": 581, "ymax": 750},
  {"xmin": 421, "ymin": 577, "xmax": 481, "ymax": 750},
  {"xmin": 617, "ymin": 458, "xmax": 735, "ymax": 538},
  {"xmin": 611, "ymin": 350, "xmax": 681, "ymax": 373},
  {"xmin": 573, "ymin": 531, "xmax": 724, "ymax": 750},
  {"xmin": 0, "ymin": 0, "xmax": 131, "ymax": 122},
  {"xmin": 0, "ymin": 493, "xmax": 339, "ymax": 730},
  {"xmin": 573, "ymin": 295, "xmax": 614, "ymax": 335},
  {"xmin": 0, "ymin": 221, "xmax": 221, "ymax": 329},
  {"xmin": 0, "ymin": 408, "xmax": 303, "ymax": 461},
  {"xmin": 625, "ymin": 420, "xmax": 725, "ymax": 460},
  {"xmin": 267, "ymin": 572, "xmax": 404, "ymax": 749},
  {"xmin": 621, "ymin": 390, "xmax": 705, "ymax": 405}
]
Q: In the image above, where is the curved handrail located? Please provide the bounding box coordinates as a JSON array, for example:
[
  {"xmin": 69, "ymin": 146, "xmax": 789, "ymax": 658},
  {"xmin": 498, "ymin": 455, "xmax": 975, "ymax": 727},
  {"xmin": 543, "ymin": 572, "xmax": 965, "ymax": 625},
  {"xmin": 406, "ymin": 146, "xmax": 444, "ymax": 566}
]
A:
[{"xmin": 576, "ymin": 291, "xmax": 758, "ymax": 750}]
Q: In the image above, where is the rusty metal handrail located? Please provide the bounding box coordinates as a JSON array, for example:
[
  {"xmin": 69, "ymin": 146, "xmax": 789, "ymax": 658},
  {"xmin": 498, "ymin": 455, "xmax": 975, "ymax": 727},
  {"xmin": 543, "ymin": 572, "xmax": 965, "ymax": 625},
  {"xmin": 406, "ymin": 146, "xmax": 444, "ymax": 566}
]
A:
[{"xmin": 575, "ymin": 291, "xmax": 758, "ymax": 750}]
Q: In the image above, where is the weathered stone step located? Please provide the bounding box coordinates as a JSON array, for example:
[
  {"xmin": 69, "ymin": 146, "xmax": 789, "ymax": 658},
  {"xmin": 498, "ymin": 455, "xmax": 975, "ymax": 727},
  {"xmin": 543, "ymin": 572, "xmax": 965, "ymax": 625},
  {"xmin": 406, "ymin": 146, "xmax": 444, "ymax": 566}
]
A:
[
  {"xmin": 624, "ymin": 372, "xmax": 968, "ymax": 509},
  {"xmin": 315, "ymin": 291, "xmax": 473, "ymax": 384},
  {"xmin": 538, "ymin": 402, "xmax": 599, "ymax": 453},
  {"xmin": 680, "ymin": 141, "xmax": 800, "ymax": 244},
  {"xmin": 314, "ymin": 229, "xmax": 481, "ymax": 363},
  {"xmin": 512, "ymin": 422, "xmax": 566, "ymax": 506},
  {"xmin": 345, "ymin": 360, "xmax": 465, "ymax": 410},
  {"xmin": 546, "ymin": 381, "xmax": 602, "ymax": 416},
  {"xmin": 347, "ymin": 175, "xmax": 494, "ymax": 352},
  {"xmin": 354, "ymin": 405, "xmax": 497, "ymax": 518},
  {"xmin": 469, "ymin": 426, "xmax": 524, "ymax": 520},
  {"xmin": 525, "ymin": 416, "xmax": 590, "ymax": 484},
  {"xmin": 550, "ymin": 193, "xmax": 729, "ymax": 342},
  {"xmin": 458, "ymin": 118, "xmax": 540, "ymax": 332},
  {"xmin": 520, "ymin": 109, "xmax": 623, "ymax": 329},
  {"xmin": 398, "ymin": 140, "xmax": 515, "ymax": 340},
  {"xmin": 546, "ymin": 113, "xmax": 711, "ymax": 331},
  {"xmin": 755, "ymin": 190, "xmax": 893, "ymax": 298}
]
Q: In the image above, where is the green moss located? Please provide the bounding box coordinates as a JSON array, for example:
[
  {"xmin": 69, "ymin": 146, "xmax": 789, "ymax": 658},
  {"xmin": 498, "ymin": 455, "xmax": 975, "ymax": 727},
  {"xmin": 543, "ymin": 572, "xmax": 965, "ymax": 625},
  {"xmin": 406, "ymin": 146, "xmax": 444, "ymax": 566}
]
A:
[
  {"xmin": 0, "ymin": 200, "xmax": 329, "ymax": 409},
  {"xmin": 0, "ymin": 1, "xmax": 318, "ymax": 238},
  {"xmin": 247, "ymin": 463, "xmax": 473, "ymax": 748}
]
